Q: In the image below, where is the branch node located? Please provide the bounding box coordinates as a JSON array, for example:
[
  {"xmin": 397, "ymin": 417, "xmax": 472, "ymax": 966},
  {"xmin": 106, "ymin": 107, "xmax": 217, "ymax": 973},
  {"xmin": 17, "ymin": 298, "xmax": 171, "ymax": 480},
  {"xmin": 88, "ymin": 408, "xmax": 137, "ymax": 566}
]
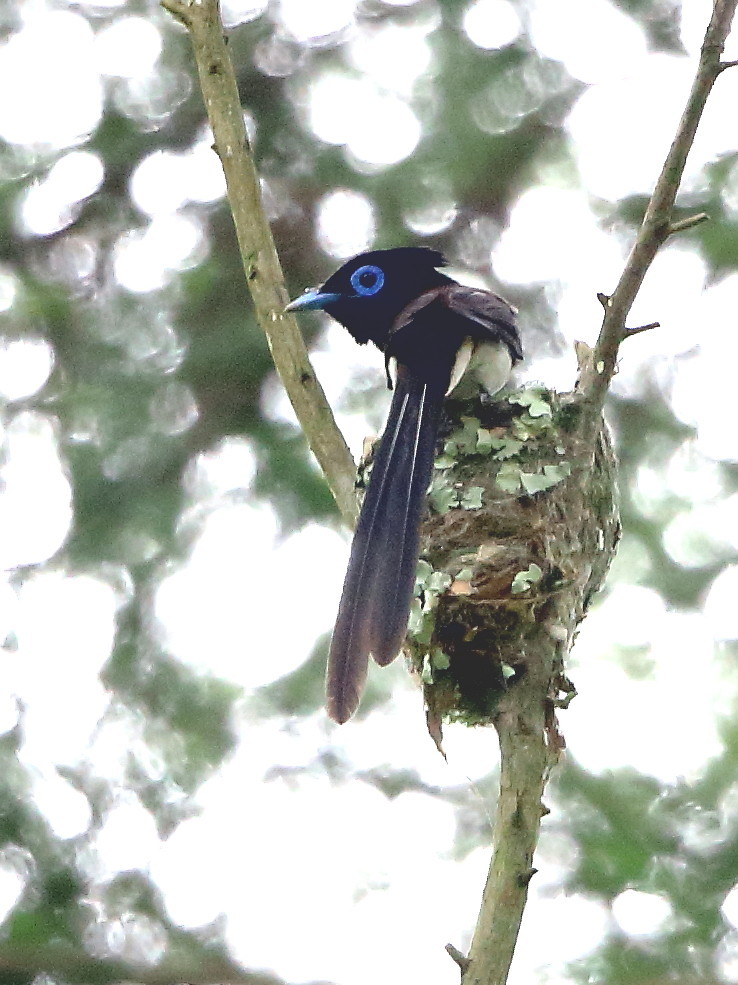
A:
[
  {"xmin": 517, "ymin": 867, "xmax": 538, "ymax": 887},
  {"xmin": 445, "ymin": 944, "xmax": 470, "ymax": 974},
  {"xmin": 160, "ymin": 0, "xmax": 192, "ymax": 25},
  {"xmin": 719, "ymin": 58, "xmax": 738, "ymax": 72},
  {"xmin": 596, "ymin": 292, "xmax": 611, "ymax": 310}
]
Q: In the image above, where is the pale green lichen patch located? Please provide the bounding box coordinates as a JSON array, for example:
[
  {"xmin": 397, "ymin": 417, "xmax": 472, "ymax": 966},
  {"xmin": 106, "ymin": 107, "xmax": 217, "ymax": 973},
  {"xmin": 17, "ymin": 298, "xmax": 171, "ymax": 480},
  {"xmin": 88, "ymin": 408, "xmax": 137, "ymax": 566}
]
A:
[
  {"xmin": 409, "ymin": 562, "xmax": 454, "ymax": 646},
  {"xmin": 520, "ymin": 462, "xmax": 571, "ymax": 495},
  {"xmin": 405, "ymin": 383, "xmax": 620, "ymax": 730},
  {"xmin": 415, "ymin": 560, "xmax": 452, "ymax": 597},
  {"xmin": 511, "ymin": 563, "xmax": 543, "ymax": 594},
  {"xmin": 430, "ymin": 647, "xmax": 451, "ymax": 670},
  {"xmin": 460, "ymin": 486, "xmax": 484, "ymax": 509},
  {"xmin": 420, "ymin": 648, "xmax": 452, "ymax": 684},
  {"xmin": 441, "ymin": 416, "xmax": 482, "ymax": 459},
  {"xmin": 496, "ymin": 463, "xmax": 525, "ymax": 494},
  {"xmin": 429, "ymin": 476, "xmax": 484, "ymax": 512},
  {"xmin": 489, "ymin": 435, "xmax": 524, "ymax": 459},
  {"xmin": 496, "ymin": 462, "xmax": 571, "ymax": 496},
  {"xmin": 408, "ymin": 598, "xmax": 434, "ymax": 646},
  {"xmin": 508, "ymin": 388, "xmax": 553, "ymax": 419},
  {"xmin": 428, "ymin": 476, "xmax": 458, "ymax": 514}
]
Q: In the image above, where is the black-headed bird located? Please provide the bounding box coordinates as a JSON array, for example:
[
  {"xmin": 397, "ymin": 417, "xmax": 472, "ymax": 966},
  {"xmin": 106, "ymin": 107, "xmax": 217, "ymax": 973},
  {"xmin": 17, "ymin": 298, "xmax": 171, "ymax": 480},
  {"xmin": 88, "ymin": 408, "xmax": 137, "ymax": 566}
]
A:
[{"xmin": 287, "ymin": 248, "xmax": 522, "ymax": 723}]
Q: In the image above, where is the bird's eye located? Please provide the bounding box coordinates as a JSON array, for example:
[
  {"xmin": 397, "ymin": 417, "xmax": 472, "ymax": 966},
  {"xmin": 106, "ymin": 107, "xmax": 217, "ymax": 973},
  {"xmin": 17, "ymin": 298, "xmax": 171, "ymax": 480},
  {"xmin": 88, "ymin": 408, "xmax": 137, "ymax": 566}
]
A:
[{"xmin": 350, "ymin": 264, "xmax": 385, "ymax": 297}]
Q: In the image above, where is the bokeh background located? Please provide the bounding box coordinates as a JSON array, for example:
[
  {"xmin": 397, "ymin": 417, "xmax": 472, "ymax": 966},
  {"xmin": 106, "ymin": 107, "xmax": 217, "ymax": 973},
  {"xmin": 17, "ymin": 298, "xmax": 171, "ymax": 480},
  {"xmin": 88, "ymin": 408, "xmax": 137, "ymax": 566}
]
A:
[{"xmin": 1, "ymin": 0, "xmax": 738, "ymax": 983}]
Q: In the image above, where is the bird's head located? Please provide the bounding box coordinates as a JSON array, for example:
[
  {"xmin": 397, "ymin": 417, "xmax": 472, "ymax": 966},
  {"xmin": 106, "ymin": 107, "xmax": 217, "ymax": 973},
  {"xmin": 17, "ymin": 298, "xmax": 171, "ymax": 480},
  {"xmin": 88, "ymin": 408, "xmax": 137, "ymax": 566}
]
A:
[{"xmin": 285, "ymin": 247, "xmax": 452, "ymax": 348}]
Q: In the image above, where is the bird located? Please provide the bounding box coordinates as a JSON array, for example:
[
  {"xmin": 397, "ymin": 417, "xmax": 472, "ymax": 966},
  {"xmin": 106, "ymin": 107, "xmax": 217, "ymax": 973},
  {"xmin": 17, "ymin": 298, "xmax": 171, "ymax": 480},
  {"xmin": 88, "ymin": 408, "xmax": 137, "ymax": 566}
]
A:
[{"xmin": 286, "ymin": 247, "xmax": 522, "ymax": 723}]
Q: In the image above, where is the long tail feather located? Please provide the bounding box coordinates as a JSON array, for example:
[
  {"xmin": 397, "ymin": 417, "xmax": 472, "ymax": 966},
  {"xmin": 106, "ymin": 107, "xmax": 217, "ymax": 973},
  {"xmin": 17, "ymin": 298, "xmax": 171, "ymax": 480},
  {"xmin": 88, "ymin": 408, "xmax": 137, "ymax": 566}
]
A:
[{"xmin": 326, "ymin": 369, "xmax": 446, "ymax": 723}]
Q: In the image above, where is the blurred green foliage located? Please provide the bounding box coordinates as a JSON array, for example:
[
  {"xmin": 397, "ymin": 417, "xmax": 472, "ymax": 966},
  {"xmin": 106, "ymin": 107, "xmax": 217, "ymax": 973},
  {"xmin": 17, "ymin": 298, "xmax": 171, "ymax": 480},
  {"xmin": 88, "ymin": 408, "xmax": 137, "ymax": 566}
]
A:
[{"xmin": 1, "ymin": 0, "xmax": 738, "ymax": 983}]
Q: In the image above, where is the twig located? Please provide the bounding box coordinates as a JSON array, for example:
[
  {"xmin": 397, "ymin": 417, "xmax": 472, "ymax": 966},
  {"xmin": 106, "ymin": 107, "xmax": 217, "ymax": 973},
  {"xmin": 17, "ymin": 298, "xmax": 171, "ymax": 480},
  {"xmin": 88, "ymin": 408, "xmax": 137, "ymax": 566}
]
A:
[
  {"xmin": 623, "ymin": 321, "xmax": 660, "ymax": 339},
  {"xmin": 160, "ymin": 0, "xmax": 358, "ymax": 526},
  {"xmin": 576, "ymin": 0, "xmax": 738, "ymax": 442},
  {"xmin": 446, "ymin": 943, "xmax": 471, "ymax": 974},
  {"xmin": 667, "ymin": 211, "xmax": 710, "ymax": 235}
]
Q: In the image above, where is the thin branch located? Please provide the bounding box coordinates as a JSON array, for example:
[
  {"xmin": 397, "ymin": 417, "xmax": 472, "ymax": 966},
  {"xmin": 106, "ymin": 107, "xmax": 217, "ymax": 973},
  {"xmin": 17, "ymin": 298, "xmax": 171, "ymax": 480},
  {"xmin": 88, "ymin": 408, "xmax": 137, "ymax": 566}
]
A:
[
  {"xmin": 667, "ymin": 211, "xmax": 710, "ymax": 235},
  {"xmin": 464, "ymin": 7, "xmax": 737, "ymax": 985},
  {"xmin": 160, "ymin": 0, "xmax": 358, "ymax": 526},
  {"xmin": 623, "ymin": 320, "xmax": 660, "ymax": 339},
  {"xmin": 577, "ymin": 0, "xmax": 738, "ymax": 441},
  {"xmin": 446, "ymin": 943, "xmax": 471, "ymax": 974}
]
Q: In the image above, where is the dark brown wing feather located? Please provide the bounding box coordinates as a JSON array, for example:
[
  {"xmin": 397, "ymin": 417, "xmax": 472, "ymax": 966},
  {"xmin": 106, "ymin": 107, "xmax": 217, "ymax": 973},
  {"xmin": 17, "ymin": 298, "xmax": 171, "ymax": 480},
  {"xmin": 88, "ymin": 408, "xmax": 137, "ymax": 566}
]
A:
[{"xmin": 391, "ymin": 285, "xmax": 522, "ymax": 364}]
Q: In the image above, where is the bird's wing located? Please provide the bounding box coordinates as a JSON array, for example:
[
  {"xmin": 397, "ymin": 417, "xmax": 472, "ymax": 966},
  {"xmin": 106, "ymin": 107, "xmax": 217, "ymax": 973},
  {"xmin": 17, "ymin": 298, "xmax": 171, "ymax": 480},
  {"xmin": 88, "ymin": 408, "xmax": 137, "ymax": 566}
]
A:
[
  {"xmin": 443, "ymin": 285, "xmax": 523, "ymax": 362},
  {"xmin": 390, "ymin": 285, "xmax": 522, "ymax": 365}
]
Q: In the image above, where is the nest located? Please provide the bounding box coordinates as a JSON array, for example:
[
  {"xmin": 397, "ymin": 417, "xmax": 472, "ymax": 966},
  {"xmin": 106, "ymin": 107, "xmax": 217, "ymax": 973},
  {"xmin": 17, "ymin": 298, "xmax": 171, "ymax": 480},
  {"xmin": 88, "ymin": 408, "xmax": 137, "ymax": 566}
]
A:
[{"xmin": 403, "ymin": 385, "xmax": 620, "ymax": 742}]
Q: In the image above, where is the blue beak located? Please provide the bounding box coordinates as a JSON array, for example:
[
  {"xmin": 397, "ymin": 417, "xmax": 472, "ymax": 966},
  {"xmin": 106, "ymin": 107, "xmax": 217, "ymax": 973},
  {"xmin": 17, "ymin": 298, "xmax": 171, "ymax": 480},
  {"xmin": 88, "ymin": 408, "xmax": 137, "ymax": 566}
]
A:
[{"xmin": 285, "ymin": 289, "xmax": 342, "ymax": 313}]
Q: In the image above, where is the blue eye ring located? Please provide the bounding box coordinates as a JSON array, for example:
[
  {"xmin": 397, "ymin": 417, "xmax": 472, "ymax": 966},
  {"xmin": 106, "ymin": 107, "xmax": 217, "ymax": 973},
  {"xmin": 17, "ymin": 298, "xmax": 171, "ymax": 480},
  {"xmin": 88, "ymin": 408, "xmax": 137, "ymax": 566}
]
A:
[{"xmin": 350, "ymin": 264, "xmax": 385, "ymax": 297}]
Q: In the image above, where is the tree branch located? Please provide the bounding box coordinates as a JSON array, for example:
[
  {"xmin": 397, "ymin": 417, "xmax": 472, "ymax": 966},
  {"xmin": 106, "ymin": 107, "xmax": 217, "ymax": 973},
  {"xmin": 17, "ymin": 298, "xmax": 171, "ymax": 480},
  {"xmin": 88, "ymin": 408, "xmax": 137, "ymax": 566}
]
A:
[
  {"xmin": 576, "ymin": 0, "xmax": 738, "ymax": 442},
  {"xmin": 160, "ymin": 0, "xmax": 358, "ymax": 526},
  {"xmin": 159, "ymin": 4, "xmax": 737, "ymax": 985},
  {"xmin": 459, "ymin": 7, "xmax": 737, "ymax": 985},
  {"xmin": 461, "ymin": 665, "xmax": 559, "ymax": 985}
]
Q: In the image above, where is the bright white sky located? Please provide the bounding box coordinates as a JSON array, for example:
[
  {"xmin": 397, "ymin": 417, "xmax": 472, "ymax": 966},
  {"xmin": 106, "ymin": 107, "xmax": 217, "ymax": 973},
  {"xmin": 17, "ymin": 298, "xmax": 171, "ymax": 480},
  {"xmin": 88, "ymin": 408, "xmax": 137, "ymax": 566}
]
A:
[{"xmin": 1, "ymin": 1, "xmax": 738, "ymax": 983}]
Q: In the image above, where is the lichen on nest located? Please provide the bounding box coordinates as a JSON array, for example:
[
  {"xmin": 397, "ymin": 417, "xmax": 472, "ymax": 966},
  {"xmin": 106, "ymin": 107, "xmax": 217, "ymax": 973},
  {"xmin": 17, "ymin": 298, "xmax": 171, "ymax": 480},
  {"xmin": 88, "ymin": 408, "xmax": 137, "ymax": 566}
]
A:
[{"xmin": 403, "ymin": 384, "xmax": 621, "ymax": 734}]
